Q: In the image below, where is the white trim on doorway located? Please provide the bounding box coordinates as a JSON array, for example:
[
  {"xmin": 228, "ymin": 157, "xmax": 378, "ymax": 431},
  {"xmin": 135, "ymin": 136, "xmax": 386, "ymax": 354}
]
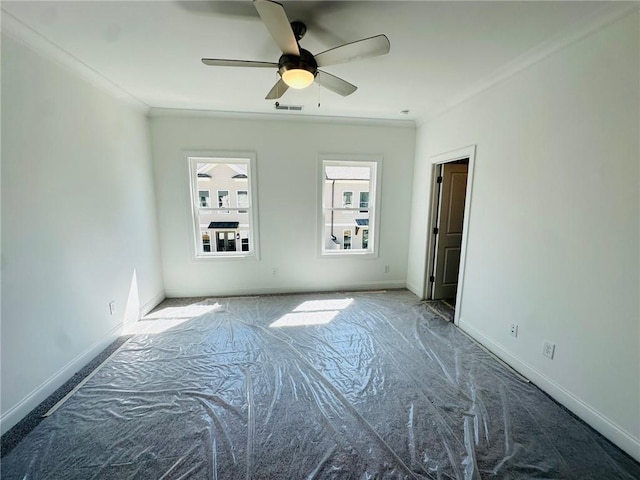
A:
[{"xmin": 425, "ymin": 145, "xmax": 476, "ymax": 326}]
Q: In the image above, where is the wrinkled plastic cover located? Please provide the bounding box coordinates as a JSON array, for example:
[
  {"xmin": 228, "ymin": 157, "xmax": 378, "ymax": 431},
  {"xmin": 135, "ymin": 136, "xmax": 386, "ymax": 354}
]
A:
[{"xmin": 3, "ymin": 291, "xmax": 639, "ymax": 479}]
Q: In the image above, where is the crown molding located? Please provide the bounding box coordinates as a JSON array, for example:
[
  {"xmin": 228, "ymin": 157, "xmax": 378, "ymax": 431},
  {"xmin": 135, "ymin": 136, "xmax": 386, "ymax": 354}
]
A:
[
  {"xmin": 1, "ymin": 10, "xmax": 149, "ymax": 114},
  {"xmin": 416, "ymin": 2, "xmax": 640, "ymax": 127},
  {"xmin": 148, "ymin": 107, "xmax": 416, "ymax": 129}
]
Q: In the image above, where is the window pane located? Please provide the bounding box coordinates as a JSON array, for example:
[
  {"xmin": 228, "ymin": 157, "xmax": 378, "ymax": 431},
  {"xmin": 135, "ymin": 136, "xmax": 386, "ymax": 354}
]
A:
[
  {"xmin": 323, "ymin": 166, "xmax": 371, "ymax": 208},
  {"xmin": 322, "ymin": 209, "xmax": 370, "ymax": 251},
  {"xmin": 192, "ymin": 159, "xmax": 254, "ymax": 257},
  {"xmin": 321, "ymin": 160, "xmax": 376, "ymax": 255}
]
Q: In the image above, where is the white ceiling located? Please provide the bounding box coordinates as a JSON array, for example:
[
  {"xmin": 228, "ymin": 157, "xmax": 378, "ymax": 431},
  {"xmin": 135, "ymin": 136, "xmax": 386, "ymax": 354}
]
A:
[{"xmin": 2, "ymin": 1, "xmax": 621, "ymax": 122}]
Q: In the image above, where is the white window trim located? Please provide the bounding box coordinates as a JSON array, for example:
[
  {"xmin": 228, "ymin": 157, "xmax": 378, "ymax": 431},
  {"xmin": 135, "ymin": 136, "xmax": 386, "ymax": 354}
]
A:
[
  {"xmin": 187, "ymin": 152, "xmax": 260, "ymax": 260},
  {"xmin": 318, "ymin": 154, "xmax": 382, "ymax": 258}
]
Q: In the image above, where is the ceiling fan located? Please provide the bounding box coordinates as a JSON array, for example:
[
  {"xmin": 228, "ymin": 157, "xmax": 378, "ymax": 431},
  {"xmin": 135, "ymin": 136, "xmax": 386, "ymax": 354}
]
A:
[{"xmin": 201, "ymin": 0, "xmax": 390, "ymax": 100}]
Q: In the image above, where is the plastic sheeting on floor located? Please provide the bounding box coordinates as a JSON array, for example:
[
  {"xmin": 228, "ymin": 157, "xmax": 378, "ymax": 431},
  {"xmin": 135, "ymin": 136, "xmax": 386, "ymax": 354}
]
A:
[{"xmin": 2, "ymin": 290, "xmax": 639, "ymax": 479}]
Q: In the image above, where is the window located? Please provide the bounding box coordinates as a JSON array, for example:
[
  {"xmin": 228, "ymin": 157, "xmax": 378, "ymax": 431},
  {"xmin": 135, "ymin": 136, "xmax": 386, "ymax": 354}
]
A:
[
  {"xmin": 237, "ymin": 190, "xmax": 248, "ymax": 214},
  {"xmin": 359, "ymin": 192, "xmax": 369, "ymax": 212},
  {"xmin": 320, "ymin": 157, "xmax": 380, "ymax": 256},
  {"xmin": 343, "ymin": 229, "xmax": 352, "ymax": 250},
  {"xmin": 343, "ymin": 191, "xmax": 353, "ymax": 208},
  {"xmin": 189, "ymin": 154, "xmax": 258, "ymax": 258},
  {"xmin": 240, "ymin": 231, "xmax": 249, "ymax": 251},
  {"xmin": 199, "ymin": 190, "xmax": 211, "ymax": 207},
  {"xmin": 202, "ymin": 231, "xmax": 211, "ymax": 252},
  {"xmin": 217, "ymin": 190, "xmax": 230, "ymax": 214}
]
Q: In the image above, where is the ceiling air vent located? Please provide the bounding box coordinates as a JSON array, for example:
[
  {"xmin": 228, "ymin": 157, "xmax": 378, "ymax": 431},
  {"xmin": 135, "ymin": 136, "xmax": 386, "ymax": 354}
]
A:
[{"xmin": 275, "ymin": 102, "xmax": 303, "ymax": 111}]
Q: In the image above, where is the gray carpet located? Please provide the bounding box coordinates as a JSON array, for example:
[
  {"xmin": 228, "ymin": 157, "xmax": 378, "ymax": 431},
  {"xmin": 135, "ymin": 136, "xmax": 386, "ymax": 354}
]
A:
[
  {"xmin": 0, "ymin": 335, "xmax": 132, "ymax": 458},
  {"xmin": 2, "ymin": 290, "xmax": 639, "ymax": 479}
]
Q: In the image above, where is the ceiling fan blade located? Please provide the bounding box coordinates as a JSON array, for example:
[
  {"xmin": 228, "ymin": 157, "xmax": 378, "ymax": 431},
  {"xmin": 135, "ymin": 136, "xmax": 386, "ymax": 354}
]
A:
[
  {"xmin": 253, "ymin": 0, "xmax": 299, "ymax": 56},
  {"xmin": 202, "ymin": 58, "xmax": 277, "ymax": 68},
  {"xmin": 316, "ymin": 70, "xmax": 357, "ymax": 97},
  {"xmin": 265, "ymin": 78, "xmax": 289, "ymax": 100},
  {"xmin": 314, "ymin": 34, "xmax": 390, "ymax": 67}
]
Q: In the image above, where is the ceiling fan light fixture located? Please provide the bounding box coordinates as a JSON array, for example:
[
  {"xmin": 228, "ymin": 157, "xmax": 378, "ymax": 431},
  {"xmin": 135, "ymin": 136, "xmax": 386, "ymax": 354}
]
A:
[{"xmin": 282, "ymin": 68, "xmax": 315, "ymax": 89}]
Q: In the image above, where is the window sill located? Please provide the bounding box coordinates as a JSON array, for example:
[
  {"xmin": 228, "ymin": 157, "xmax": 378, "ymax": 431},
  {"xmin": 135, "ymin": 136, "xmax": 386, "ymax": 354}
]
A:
[
  {"xmin": 194, "ymin": 252, "xmax": 257, "ymax": 261},
  {"xmin": 320, "ymin": 250, "xmax": 378, "ymax": 258}
]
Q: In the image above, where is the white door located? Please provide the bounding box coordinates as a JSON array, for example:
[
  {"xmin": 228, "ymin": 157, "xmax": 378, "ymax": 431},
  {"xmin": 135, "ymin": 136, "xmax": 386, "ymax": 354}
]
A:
[{"xmin": 433, "ymin": 163, "xmax": 468, "ymax": 300}]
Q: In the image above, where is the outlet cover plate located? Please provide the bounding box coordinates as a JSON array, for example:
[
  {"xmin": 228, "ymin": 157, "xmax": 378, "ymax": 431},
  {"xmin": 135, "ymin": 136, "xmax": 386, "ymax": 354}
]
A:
[
  {"xmin": 510, "ymin": 323, "xmax": 518, "ymax": 337},
  {"xmin": 542, "ymin": 341, "xmax": 555, "ymax": 359}
]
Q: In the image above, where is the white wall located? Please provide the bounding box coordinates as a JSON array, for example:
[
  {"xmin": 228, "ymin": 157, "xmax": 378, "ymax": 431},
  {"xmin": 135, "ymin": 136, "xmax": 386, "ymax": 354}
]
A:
[
  {"xmin": 406, "ymin": 129, "xmax": 432, "ymax": 296},
  {"xmin": 408, "ymin": 12, "xmax": 640, "ymax": 460},
  {"xmin": 150, "ymin": 114, "xmax": 415, "ymax": 297},
  {"xmin": 1, "ymin": 34, "xmax": 164, "ymax": 432}
]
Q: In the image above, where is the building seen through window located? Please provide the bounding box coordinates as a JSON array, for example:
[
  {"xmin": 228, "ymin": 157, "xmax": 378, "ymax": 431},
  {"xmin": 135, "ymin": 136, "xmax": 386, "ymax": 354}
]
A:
[
  {"xmin": 189, "ymin": 157, "xmax": 256, "ymax": 257},
  {"xmin": 321, "ymin": 160, "xmax": 378, "ymax": 255}
]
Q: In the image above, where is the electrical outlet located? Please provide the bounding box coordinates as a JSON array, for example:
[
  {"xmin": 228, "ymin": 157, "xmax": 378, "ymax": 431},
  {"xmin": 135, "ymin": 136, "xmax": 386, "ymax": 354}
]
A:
[
  {"xmin": 542, "ymin": 341, "xmax": 555, "ymax": 359},
  {"xmin": 510, "ymin": 323, "xmax": 518, "ymax": 337},
  {"xmin": 384, "ymin": 265, "xmax": 390, "ymax": 273},
  {"xmin": 108, "ymin": 301, "xmax": 116, "ymax": 316}
]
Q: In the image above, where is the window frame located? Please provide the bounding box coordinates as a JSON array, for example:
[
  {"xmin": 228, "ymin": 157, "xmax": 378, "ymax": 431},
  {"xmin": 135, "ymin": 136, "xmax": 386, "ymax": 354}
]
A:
[
  {"xmin": 188, "ymin": 153, "xmax": 259, "ymax": 260},
  {"xmin": 318, "ymin": 154, "xmax": 381, "ymax": 257}
]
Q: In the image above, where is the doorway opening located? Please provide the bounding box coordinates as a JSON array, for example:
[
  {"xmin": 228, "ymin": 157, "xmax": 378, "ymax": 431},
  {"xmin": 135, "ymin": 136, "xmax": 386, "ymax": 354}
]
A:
[{"xmin": 425, "ymin": 146, "xmax": 476, "ymax": 326}]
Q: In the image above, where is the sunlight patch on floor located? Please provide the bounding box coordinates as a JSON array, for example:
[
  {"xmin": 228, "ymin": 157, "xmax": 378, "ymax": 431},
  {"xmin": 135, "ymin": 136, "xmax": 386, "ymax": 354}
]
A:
[
  {"xmin": 293, "ymin": 298, "xmax": 354, "ymax": 312},
  {"xmin": 123, "ymin": 318, "xmax": 191, "ymax": 335},
  {"xmin": 143, "ymin": 303, "xmax": 221, "ymax": 320},
  {"xmin": 270, "ymin": 298, "xmax": 353, "ymax": 328},
  {"xmin": 127, "ymin": 302, "xmax": 222, "ymax": 334}
]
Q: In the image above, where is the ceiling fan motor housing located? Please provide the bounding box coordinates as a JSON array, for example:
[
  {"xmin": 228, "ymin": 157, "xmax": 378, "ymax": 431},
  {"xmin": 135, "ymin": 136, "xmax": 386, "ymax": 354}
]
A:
[{"xmin": 278, "ymin": 48, "xmax": 318, "ymax": 79}]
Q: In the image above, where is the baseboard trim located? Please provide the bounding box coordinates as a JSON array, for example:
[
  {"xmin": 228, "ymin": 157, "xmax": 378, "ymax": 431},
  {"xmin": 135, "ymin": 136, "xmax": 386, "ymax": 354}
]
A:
[
  {"xmin": 0, "ymin": 322, "xmax": 124, "ymax": 435},
  {"xmin": 164, "ymin": 281, "xmax": 407, "ymax": 298},
  {"xmin": 458, "ymin": 318, "xmax": 640, "ymax": 462},
  {"xmin": 405, "ymin": 281, "xmax": 423, "ymax": 299},
  {"xmin": 140, "ymin": 291, "xmax": 165, "ymax": 317},
  {"xmin": 123, "ymin": 291, "xmax": 166, "ymax": 324}
]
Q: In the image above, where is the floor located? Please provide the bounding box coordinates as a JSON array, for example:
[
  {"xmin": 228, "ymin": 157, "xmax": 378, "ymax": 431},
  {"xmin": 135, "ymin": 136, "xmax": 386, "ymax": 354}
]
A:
[{"xmin": 2, "ymin": 290, "xmax": 639, "ymax": 479}]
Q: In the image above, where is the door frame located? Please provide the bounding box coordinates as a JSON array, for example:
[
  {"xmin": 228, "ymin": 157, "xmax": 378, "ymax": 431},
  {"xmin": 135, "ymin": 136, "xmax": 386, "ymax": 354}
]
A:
[{"xmin": 424, "ymin": 145, "xmax": 476, "ymax": 326}]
